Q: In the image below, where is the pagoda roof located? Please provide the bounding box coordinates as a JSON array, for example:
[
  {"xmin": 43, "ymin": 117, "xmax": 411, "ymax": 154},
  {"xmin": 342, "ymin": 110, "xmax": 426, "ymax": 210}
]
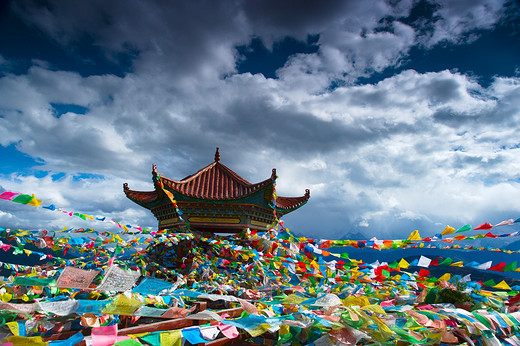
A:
[
  {"xmin": 124, "ymin": 148, "xmax": 310, "ymax": 210},
  {"xmin": 160, "ymin": 149, "xmax": 275, "ymax": 200}
]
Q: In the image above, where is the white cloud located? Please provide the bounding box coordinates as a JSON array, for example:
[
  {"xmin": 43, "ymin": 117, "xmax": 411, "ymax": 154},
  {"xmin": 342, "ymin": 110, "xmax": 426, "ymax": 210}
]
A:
[
  {"xmin": 425, "ymin": 0, "xmax": 506, "ymax": 46},
  {"xmin": 1, "ymin": 0, "xmax": 518, "ymax": 239}
]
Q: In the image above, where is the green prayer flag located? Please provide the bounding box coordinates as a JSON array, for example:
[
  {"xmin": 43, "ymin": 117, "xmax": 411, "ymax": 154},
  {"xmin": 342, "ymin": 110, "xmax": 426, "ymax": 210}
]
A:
[
  {"xmin": 439, "ymin": 257, "xmax": 453, "ymax": 266},
  {"xmin": 139, "ymin": 333, "xmax": 161, "ymax": 346},
  {"xmin": 456, "ymin": 224, "xmax": 472, "ymax": 233},
  {"xmin": 11, "ymin": 194, "xmax": 34, "ymax": 204},
  {"xmin": 483, "ymin": 279, "xmax": 496, "ymax": 287},
  {"xmin": 13, "ymin": 276, "xmax": 55, "ymax": 287},
  {"xmin": 504, "ymin": 261, "xmax": 517, "ymax": 272}
]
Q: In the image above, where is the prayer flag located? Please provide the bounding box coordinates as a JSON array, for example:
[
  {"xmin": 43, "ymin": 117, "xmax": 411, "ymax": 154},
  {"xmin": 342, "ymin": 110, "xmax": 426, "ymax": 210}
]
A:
[
  {"xmin": 407, "ymin": 230, "xmax": 421, "ymax": 241},
  {"xmin": 495, "ymin": 219, "xmax": 515, "ymax": 227},
  {"xmin": 441, "ymin": 226, "xmax": 455, "ymax": 235},
  {"xmin": 455, "ymin": 224, "xmax": 472, "ymax": 233},
  {"xmin": 493, "ymin": 281, "xmax": 511, "ymax": 290},
  {"xmin": 417, "ymin": 256, "xmax": 431, "ymax": 268},
  {"xmin": 474, "ymin": 223, "xmax": 493, "ymax": 231}
]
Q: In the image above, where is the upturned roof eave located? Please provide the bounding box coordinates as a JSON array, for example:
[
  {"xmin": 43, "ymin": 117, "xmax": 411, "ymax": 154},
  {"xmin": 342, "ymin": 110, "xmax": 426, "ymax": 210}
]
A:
[
  {"xmin": 123, "ymin": 182, "xmax": 166, "ymax": 208},
  {"xmin": 274, "ymin": 189, "xmax": 311, "ymax": 213}
]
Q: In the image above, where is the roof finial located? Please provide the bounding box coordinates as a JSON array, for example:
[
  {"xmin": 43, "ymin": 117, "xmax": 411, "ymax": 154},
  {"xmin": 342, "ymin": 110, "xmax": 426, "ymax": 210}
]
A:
[{"xmin": 215, "ymin": 147, "xmax": 220, "ymax": 162}]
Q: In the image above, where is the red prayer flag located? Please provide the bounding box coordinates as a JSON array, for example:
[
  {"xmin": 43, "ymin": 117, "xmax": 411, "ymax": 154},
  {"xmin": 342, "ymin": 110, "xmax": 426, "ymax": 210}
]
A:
[
  {"xmin": 418, "ymin": 269, "xmax": 430, "ymax": 277},
  {"xmin": 484, "ymin": 232, "xmax": 498, "ymax": 238},
  {"xmin": 474, "ymin": 222, "xmax": 493, "ymax": 230},
  {"xmin": 488, "ymin": 262, "xmax": 507, "ymax": 272}
]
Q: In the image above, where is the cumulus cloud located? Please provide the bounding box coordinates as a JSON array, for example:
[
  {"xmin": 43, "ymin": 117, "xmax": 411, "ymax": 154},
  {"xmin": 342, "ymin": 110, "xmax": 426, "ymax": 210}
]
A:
[
  {"xmin": 1, "ymin": 0, "xmax": 518, "ymax": 239},
  {"xmin": 423, "ymin": 0, "xmax": 506, "ymax": 47}
]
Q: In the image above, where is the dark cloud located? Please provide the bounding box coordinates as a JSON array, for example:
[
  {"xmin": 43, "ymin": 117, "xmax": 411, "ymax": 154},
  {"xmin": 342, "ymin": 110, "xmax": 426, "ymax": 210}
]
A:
[{"xmin": 1, "ymin": 0, "xmax": 519, "ymax": 239}]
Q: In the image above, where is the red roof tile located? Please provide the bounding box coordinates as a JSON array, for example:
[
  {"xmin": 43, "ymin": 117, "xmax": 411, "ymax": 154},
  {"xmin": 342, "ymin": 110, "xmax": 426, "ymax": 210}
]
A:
[{"xmin": 160, "ymin": 161, "xmax": 275, "ymax": 200}]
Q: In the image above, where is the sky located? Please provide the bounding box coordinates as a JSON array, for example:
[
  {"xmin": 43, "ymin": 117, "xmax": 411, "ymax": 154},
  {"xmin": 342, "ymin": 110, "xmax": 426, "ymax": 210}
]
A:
[{"xmin": 0, "ymin": 0, "xmax": 520, "ymax": 241}]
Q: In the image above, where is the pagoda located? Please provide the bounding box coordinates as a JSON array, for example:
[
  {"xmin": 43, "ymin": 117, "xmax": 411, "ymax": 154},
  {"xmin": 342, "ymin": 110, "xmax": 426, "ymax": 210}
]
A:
[{"xmin": 123, "ymin": 148, "xmax": 310, "ymax": 233}]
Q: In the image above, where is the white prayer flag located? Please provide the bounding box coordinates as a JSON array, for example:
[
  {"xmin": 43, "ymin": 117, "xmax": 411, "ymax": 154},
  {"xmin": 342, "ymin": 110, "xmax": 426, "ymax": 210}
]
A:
[{"xmin": 417, "ymin": 256, "xmax": 431, "ymax": 268}]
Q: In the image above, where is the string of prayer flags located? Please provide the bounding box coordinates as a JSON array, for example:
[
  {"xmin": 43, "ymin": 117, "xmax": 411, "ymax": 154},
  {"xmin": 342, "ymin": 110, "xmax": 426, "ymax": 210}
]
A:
[
  {"xmin": 2, "ymin": 205, "xmax": 520, "ymax": 345},
  {"xmin": 0, "ymin": 192, "xmax": 42, "ymax": 207},
  {"xmin": 0, "ymin": 189, "xmax": 152, "ymax": 234}
]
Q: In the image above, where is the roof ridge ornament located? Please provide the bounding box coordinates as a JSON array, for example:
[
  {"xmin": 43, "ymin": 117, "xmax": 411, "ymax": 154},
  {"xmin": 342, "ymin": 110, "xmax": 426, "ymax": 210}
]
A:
[
  {"xmin": 152, "ymin": 164, "xmax": 158, "ymax": 178},
  {"xmin": 215, "ymin": 147, "xmax": 220, "ymax": 162}
]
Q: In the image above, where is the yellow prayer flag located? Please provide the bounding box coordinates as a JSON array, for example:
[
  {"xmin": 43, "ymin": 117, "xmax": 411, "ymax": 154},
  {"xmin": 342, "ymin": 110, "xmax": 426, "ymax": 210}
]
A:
[
  {"xmin": 398, "ymin": 258, "xmax": 409, "ymax": 269},
  {"xmin": 407, "ymin": 230, "xmax": 422, "ymax": 241},
  {"xmin": 6, "ymin": 321, "xmax": 20, "ymax": 336},
  {"xmin": 160, "ymin": 330, "xmax": 182, "ymax": 346},
  {"xmin": 0, "ymin": 292, "xmax": 13, "ymax": 302},
  {"xmin": 438, "ymin": 273, "xmax": 451, "ymax": 282},
  {"xmin": 7, "ymin": 335, "xmax": 46, "ymax": 346},
  {"xmin": 102, "ymin": 294, "xmax": 142, "ymax": 315},
  {"xmin": 493, "ymin": 280, "xmax": 511, "ymax": 290},
  {"xmin": 247, "ymin": 323, "xmax": 271, "ymax": 337},
  {"xmin": 27, "ymin": 194, "xmax": 42, "ymax": 207},
  {"xmin": 450, "ymin": 261, "xmax": 464, "ymax": 267},
  {"xmin": 441, "ymin": 225, "xmax": 455, "ymax": 235},
  {"xmin": 343, "ymin": 296, "xmax": 369, "ymax": 307},
  {"xmin": 282, "ymin": 294, "xmax": 307, "ymax": 304}
]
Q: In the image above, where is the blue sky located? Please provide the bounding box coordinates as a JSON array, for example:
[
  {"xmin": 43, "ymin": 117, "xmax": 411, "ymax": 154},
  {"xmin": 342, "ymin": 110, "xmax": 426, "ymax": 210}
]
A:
[{"xmin": 1, "ymin": 0, "xmax": 520, "ymax": 240}]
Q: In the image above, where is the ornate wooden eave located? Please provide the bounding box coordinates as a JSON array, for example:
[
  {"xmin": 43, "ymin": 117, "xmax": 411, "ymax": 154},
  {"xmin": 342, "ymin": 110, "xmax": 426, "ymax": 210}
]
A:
[
  {"xmin": 123, "ymin": 185, "xmax": 160, "ymax": 206},
  {"xmin": 123, "ymin": 148, "xmax": 310, "ymax": 232},
  {"xmin": 275, "ymin": 189, "xmax": 311, "ymax": 212}
]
